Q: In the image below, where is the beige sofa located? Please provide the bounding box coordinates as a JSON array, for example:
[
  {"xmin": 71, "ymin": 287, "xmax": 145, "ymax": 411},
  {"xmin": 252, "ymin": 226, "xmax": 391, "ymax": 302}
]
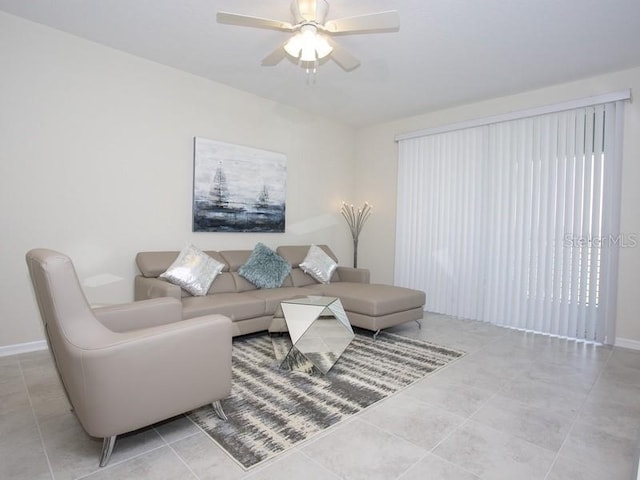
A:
[{"xmin": 135, "ymin": 245, "xmax": 425, "ymax": 337}]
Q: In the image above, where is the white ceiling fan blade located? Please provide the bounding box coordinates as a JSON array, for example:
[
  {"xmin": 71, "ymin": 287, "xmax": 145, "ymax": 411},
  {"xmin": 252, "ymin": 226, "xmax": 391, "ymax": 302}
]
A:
[
  {"xmin": 217, "ymin": 12, "xmax": 294, "ymax": 31},
  {"xmin": 261, "ymin": 43, "xmax": 287, "ymax": 66},
  {"xmin": 324, "ymin": 11, "xmax": 399, "ymax": 34},
  {"xmin": 327, "ymin": 39, "xmax": 360, "ymax": 71}
]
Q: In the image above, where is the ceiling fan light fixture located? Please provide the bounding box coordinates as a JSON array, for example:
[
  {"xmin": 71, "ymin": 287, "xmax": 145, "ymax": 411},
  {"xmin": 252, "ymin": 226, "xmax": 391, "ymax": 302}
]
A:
[
  {"xmin": 314, "ymin": 34, "xmax": 333, "ymax": 59},
  {"xmin": 284, "ymin": 33, "xmax": 303, "ymax": 58},
  {"xmin": 284, "ymin": 25, "xmax": 333, "ymax": 62}
]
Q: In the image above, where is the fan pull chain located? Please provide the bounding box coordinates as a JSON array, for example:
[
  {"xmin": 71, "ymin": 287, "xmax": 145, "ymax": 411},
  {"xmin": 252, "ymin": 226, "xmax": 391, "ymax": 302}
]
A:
[{"xmin": 304, "ymin": 60, "xmax": 318, "ymax": 85}]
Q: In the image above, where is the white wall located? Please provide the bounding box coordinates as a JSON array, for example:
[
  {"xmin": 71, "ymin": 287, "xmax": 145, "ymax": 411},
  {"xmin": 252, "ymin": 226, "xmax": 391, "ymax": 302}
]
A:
[
  {"xmin": 356, "ymin": 67, "xmax": 640, "ymax": 345},
  {"xmin": 0, "ymin": 12, "xmax": 357, "ymax": 350},
  {"xmin": 3, "ymin": 11, "xmax": 639, "ymax": 350}
]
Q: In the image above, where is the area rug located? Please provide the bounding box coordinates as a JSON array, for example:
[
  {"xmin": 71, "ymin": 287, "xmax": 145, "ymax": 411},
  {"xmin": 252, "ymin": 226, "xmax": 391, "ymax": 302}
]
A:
[{"xmin": 187, "ymin": 330, "xmax": 464, "ymax": 470}]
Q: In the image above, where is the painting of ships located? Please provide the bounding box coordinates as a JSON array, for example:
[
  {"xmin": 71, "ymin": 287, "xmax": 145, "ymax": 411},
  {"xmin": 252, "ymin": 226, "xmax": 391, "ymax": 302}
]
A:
[
  {"xmin": 200, "ymin": 161, "xmax": 243, "ymax": 212},
  {"xmin": 192, "ymin": 138, "xmax": 286, "ymax": 232},
  {"xmin": 209, "ymin": 161, "xmax": 231, "ymax": 209},
  {"xmin": 256, "ymin": 184, "xmax": 270, "ymax": 208}
]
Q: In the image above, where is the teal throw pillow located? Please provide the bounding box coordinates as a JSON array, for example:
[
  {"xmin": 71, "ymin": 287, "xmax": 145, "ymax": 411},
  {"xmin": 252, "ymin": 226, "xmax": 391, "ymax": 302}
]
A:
[{"xmin": 239, "ymin": 243, "xmax": 291, "ymax": 289}]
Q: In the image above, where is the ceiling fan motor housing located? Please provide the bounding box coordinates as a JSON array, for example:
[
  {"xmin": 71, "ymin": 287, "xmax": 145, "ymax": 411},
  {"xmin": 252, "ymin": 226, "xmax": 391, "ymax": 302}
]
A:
[{"xmin": 293, "ymin": 0, "xmax": 329, "ymax": 24}]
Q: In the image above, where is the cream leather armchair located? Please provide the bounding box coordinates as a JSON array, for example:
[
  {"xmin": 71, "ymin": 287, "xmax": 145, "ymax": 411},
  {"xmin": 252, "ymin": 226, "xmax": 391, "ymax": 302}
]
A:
[{"xmin": 26, "ymin": 249, "xmax": 232, "ymax": 467}]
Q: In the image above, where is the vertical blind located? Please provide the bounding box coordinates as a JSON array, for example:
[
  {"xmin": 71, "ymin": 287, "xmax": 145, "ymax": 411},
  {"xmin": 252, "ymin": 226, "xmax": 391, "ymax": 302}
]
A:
[{"xmin": 395, "ymin": 100, "xmax": 625, "ymax": 343}]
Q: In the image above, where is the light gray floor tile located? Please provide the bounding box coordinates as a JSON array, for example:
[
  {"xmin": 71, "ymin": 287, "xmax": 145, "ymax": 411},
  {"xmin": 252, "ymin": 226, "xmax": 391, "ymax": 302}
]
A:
[
  {"xmin": 559, "ymin": 421, "xmax": 638, "ymax": 480},
  {"xmin": 171, "ymin": 432, "xmax": 247, "ymax": 480},
  {"xmin": 302, "ymin": 418, "xmax": 427, "ymax": 480},
  {"xmin": 0, "ymin": 361, "xmax": 27, "ymax": 396},
  {"xmin": 21, "ymin": 354, "xmax": 72, "ymax": 423},
  {"xmin": 432, "ymin": 420, "xmax": 556, "ymax": 480},
  {"xmin": 403, "ymin": 365, "xmax": 503, "ymax": 419},
  {"xmin": 456, "ymin": 350, "xmax": 533, "ymax": 380},
  {"xmin": 600, "ymin": 361, "xmax": 640, "ymax": 387},
  {"xmin": 0, "ymin": 423, "xmax": 52, "ymax": 480},
  {"xmin": 577, "ymin": 394, "xmax": 640, "ymax": 441},
  {"xmin": 81, "ymin": 446, "xmax": 197, "ymax": 480},
  {"xmin": 108, "ymin": 427, "xmax": 168, "ymax": 465},
  {"xmin": 154, "ymin": 415, "xmax": 201, "ymax": 444},
  {"xmin": 461, "ymin": 346, "xmax": 534, "ymax": 371},
  {"xmin": 588, "ymin": 374, "xmax": 640, "ymax": 406},
  {"xmin": 530, "ymin": 341, "xmax": 611, "ymax": 368},
  {"xmin": 0, "ymin": 354, "xmax": 19, "ymax": 366},
  {"xmin": 399, "ymin": 453, "xmax": 480, "ymax": 480},
  {"xmin": 35, "ymin": 411, "xmax": 102, "ymax": 480},
  {"xmin": 498, "ymin": 376, "xmax": 588, "ymax": 418},
  {"xmin": 359, "ymin": 393, "xmax": 466, "ymax": 450},
  {"xmin": 470, "ymin": 393, "xmax": 573, "ymax": 451},
  {"xmin": 247, "ymin": 450, "xmax": 341, "ymax": 480},
  {"xmin": 546, "ymin": 453, "xmax": 624, "ymax": 480},
  {"xmin": 422, "ymin": 357, "xmax": 510, "ymax": 392},
  {"xmin": 607, "ymin": 347, "xmax": 640, "ymax": 369},
  {"xmin": 38, "ymin": 411, "xmax": 166, "ymax": 480},
  {"xmin": 522, "ymin": 358, "xmax": 602, "ymax": 392}
]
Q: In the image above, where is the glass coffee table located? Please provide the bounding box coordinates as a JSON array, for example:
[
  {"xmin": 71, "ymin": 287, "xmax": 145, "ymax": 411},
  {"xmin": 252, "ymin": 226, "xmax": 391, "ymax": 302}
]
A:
[{"xmin": 268, "ymin": 296, "xmax": 355, "ymax": 375}]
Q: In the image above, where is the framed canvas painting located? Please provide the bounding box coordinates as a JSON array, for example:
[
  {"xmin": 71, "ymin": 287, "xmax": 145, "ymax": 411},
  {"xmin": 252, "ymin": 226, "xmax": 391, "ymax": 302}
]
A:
[{"xmin": 193, "ymin": 137, "xmax": 287, "ymax": 232}]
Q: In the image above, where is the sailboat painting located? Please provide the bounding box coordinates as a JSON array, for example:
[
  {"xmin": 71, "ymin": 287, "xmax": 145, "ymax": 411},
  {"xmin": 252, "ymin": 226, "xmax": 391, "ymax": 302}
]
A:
[{"xmin": 193, "ymin": 137, "xmax": 286, "ymax": 232}]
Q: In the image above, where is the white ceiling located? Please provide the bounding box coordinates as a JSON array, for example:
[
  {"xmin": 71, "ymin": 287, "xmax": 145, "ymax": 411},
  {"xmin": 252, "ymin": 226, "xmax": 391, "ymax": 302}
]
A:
[{"xmin": 1, "ymin": 0, "xmax": 639, "ymax": 127}]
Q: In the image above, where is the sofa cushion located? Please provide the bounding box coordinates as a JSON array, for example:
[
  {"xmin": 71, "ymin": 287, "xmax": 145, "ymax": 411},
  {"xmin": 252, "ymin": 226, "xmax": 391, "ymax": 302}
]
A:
[
  {"xmin": 287, "ymin": 269, "xmax": 318, "ymax": 287},
  {"xmin": 245, "ymin": 287, "xmax": 317, "ymax": 314},
  {"xmin": 160, "ymin": 244, "xmax": 224, "ymax": 296},
  {"xmin": 136, "ymin": 250, "xmax": 227, "ymax": 277},
  {"xmin": 181, "ymin": 293, "xmax": 265, "ymax": 321},
  {"xmin": 136, "ymin": 252, "xmax": 179, "ymax": 278},
  {"xmin": 219, "ymin": 250, "xmax": 252, "ymax": 272},
  {"xmin": 316, "ymin": 283, "xmax": 426, "ymax": 317},
  {"xmin": 207, "ymin": 272, "xmax": 237, "ymax": 294},
  {"xmin": 277, "ymin": 244, "xmax": 338, "ymax": 267},
  {"xmin": 238, "ymin": 243, "xmax": 291, "ymax": 289}
]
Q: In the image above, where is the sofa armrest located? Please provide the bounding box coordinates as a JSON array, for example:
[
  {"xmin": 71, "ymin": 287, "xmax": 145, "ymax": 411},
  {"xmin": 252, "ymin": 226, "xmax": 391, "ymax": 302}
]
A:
[
  {"xmin": 76, "ymin": 314, "xmax": 232, "ymax": 438},
  {"xmin": 93, "ymin": 297, "xmax": 183, "ymax": 332},
  {"xmin": 135, "ymin": 275, "xmax": 182, "ymax": 301},
  {"xmin": 336, "ymin": 266, "xmax": 370, "ymax": 284}
]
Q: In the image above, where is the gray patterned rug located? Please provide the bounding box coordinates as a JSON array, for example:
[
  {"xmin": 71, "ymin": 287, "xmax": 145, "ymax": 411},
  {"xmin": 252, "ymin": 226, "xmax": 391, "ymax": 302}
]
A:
[{"xmin": 187, "ymin": 330, "xmax": 464, "ymax": 470}]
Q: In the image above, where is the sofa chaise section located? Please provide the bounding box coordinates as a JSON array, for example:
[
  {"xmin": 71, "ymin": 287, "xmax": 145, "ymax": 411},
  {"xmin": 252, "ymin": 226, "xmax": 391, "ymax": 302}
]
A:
[{"xmin": 275, "ymin": 246, "xmax": 426, "ymax": 333}]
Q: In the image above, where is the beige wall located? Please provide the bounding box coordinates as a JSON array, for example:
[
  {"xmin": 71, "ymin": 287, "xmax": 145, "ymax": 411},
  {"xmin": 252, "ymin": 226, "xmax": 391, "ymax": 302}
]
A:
[
  {"xmin": 3, "ymin": 10, "xmax": 639, "ymax": 350},
  {"xmin": 356, "ymin": 67, "xmax": 640, "ymax": 345},
  {"xmin": 0, "ymin": 12, "xmax": 356, "ymax": 349}
]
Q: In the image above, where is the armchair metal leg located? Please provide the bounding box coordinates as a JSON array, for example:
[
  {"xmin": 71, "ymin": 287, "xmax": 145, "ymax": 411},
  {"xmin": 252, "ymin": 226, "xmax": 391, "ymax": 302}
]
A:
[
  {"xmin": 415, "ymin": 319, "xmax": 422, "ymax": 329},
  {"xmin": 212, "ymin": 400, "xmax": 228, "ymax": 421},
  {"xmin": 99, "ymin": 435, "xmax": 116, "ymax": 467}
]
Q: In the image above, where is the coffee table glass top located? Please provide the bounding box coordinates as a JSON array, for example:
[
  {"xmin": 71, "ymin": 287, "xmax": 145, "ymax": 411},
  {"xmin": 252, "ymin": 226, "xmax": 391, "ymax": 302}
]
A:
[{"xmin": 270, "ymin": 296, "xmax": 355, "ymax": 374}]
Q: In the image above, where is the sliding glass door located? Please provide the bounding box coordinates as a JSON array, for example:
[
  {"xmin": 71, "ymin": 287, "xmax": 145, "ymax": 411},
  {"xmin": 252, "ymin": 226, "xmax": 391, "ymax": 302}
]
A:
[{"xmin": 395, "ymin": 100, "xmax": 625, "ymax": 343}]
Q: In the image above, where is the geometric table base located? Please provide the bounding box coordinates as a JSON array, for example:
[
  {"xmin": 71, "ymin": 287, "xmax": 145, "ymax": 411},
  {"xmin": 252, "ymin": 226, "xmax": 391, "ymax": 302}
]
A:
[{"xmin": 269, "ymin": 296, "xmax": 354, "ymax": 375}]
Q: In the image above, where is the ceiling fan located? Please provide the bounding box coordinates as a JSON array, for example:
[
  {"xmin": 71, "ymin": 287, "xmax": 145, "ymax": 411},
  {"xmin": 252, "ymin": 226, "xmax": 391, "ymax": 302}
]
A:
[{"xmin": 217, "ymin": 0, "xmax": 399, "ymax": 73}]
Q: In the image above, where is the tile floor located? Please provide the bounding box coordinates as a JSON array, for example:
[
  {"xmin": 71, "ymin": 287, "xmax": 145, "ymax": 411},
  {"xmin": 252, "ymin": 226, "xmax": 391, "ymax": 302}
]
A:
[{"xmin": 2, "ymin": 313, "xmax": 640, "ymax": 480}]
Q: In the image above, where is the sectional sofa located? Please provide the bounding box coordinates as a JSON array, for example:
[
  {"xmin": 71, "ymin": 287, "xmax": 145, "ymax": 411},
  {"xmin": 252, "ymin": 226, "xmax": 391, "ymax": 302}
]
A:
[{"xmin": 134, "ymin": 244, "xmax": 425, "ymax": 337}]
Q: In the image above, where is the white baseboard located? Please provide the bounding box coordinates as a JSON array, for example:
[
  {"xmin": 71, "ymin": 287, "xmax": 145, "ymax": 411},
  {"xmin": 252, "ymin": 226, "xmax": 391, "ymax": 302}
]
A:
[
  {"xmin": 0, "ymin": 340, "xmax": 47, "ymax": 357},
  {"xmin": 3, "ymin": 336, "xmax": 639, "ymax": 355},
  {"xmin": 615, "ymin": 337, "xmax": 640, "ymax": 351}
]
